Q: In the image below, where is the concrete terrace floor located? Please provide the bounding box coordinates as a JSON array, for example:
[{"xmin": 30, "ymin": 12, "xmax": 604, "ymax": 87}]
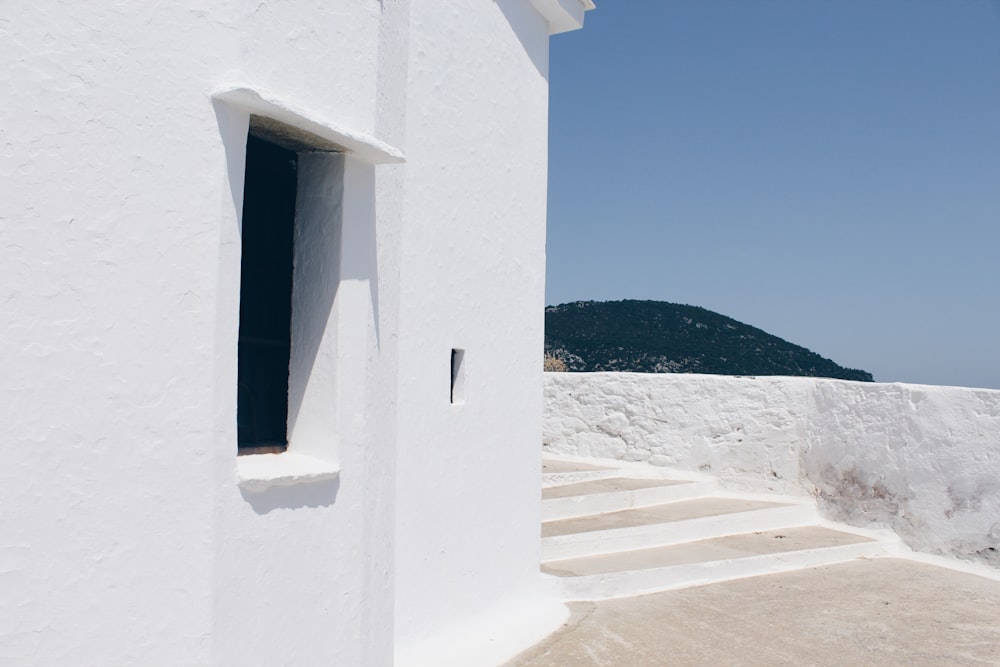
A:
[{"xmin": 508, "ymin": 558, "xmax": 1000, "ymax": 666}]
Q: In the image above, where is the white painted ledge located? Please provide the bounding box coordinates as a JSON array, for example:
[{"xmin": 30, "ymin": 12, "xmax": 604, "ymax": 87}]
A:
[
  {"xmin": 237, "ymin": 452, "xmax": 340, "ymax": 492},
  {"xmin": 213, "ymin": 85, "xmax": 405, "ymax": 164}
]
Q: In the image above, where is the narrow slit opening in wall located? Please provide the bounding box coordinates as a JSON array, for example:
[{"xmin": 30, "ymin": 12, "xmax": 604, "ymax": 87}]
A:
[
  {"xmin": 451, "ymin": 349, "xmax": 465, "ymax": 405},
  {"xmin": 237, "ymin": 133, "xmax": 298, "ymax": 454}
]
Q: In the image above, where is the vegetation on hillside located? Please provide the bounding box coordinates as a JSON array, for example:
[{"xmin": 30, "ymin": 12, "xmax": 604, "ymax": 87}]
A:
[{"xmin": 545, "ymin": 300, "xmax": 873, "ymax": 382}]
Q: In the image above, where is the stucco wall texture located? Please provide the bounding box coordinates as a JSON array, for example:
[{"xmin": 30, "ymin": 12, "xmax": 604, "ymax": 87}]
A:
[
  {"xmin": 2, "ymin": 2, "xmax": 406, "ymax": 665},
  {"xmin": 544, "ymin": 373, "xmax": 1000, "ymax": 565},
  {"xmin": 393, "ymin": 1, "xmax": 557, "ymax": 661},
  {"xmin": 2, "ymin": 0, "xmax": 586, "ymax": 664}
]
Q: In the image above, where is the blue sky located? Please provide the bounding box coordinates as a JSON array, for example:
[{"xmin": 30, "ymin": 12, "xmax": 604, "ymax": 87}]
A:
[{"xmin": 545, "ymin": 0, "xmax": 1000, "ymax": 389}]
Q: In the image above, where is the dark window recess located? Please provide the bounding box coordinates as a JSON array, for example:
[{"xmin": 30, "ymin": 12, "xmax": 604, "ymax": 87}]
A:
[
  {"xmin": 450, "ymin": 348, "xmax": 465, "ymax": 404},
  {"xmin": 237, "ymin": 135, "xmax": 298, "ymax": 452}
]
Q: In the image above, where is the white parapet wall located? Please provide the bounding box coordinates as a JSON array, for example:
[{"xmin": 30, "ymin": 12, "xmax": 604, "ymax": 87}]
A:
[{"xmin": 544, "ymin": 372, "xmax": 1000, "ymax": 566}]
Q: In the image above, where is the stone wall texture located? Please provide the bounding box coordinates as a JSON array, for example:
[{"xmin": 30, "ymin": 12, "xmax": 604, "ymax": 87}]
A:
[{"xmin": 544, "ymin": 372, "xmax": 1000, "ymax": 565}]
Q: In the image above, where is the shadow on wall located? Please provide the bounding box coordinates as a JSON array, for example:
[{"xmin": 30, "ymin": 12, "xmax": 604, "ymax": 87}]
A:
[
  {"xmin": 285, "ymin": 151, "xmax": 345, "ymax": 433},
  {"xmin": 340, "ymin": 161, "xmax": 381, "ymax": 348},
  {"xmin": 496, "ymin": 0, "xmax": 550, "ymax": 80},
  {"xmin": 240, "ymin": 478, "xmax": 341, "ymax": 514}
]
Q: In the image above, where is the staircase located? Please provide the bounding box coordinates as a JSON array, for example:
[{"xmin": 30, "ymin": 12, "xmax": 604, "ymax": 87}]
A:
[{"xmin": 541, "ymin": 456, "xmax": 903, "ymax": 600}]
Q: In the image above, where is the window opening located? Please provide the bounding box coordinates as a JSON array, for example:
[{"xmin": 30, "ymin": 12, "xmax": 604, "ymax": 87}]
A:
[{"xmin": 237, "ymin": 134, "xmax": 298, "ymax": 453}]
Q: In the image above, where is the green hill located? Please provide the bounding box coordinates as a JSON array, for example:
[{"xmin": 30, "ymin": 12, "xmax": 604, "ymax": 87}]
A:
[{"xmin": 545, "ymin": 300, "xmax": 873, "ymax": 382}]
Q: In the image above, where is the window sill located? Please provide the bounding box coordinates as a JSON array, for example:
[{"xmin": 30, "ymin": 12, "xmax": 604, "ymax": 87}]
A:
[{"xmin": 237, "ymin": 451, "xmax": 340, "ymax": 492}]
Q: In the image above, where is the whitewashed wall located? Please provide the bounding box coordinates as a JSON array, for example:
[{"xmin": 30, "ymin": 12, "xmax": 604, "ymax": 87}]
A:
[
  {"xmin": 2, "ymin": 2, "xmax": 406, "ymax": 665},
  {"xmin": 393, "ymin": 1, "xmax": 563, "ymax": 664},
  {"xmin": 545, "ymin": 373, "xmax": 1000, "ymax": 565},
  {"xmin": 4, "ymin": 0, "xmax": 592, "ymax": 665}
]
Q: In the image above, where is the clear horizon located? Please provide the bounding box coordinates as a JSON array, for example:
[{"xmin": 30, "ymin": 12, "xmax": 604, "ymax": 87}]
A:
[{"xmin": 545, "ymin": 0, "xmax": 1000, "ymax": 390}]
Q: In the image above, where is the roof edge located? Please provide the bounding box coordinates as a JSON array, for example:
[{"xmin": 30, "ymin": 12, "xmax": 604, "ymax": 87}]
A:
[{"xmin": 529, "ymin": 0, "xmax": 595, "ymax": 35}]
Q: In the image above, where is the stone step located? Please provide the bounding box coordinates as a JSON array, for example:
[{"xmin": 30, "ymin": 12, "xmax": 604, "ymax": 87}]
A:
[
  {"xmin": 542, "ymin": 459, "xmax": 616, "ymax": 474},
  {"xmin": 546, "ymin": 525, "xmax": 877, "ymax": 576},
  {"xmin": 537, "ymin": 455, "xmax": 905, "ymax": 601},
  {"xmin": 541, "ymin": 458, "xmax": 620, "ymax": 488},
  {"xmin": 541, "ymin": 496, "xmax": 818, "ymax": 562},
  {"xmin": 541, "ymin": 456, "xmax": 708, "ymax": 489},
  {"xmin": 542, "ymin": 477, "xmax": 719, "ymax": 521},
  {"xmin": 543, "ymin": 526, "xmax": 902, "ymax": 600}
]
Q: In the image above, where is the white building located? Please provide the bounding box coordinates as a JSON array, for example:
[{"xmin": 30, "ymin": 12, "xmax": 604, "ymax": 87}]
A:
[{"xmin": 1, "ymin": 1, "xmax": 593, "ymax": 664}]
